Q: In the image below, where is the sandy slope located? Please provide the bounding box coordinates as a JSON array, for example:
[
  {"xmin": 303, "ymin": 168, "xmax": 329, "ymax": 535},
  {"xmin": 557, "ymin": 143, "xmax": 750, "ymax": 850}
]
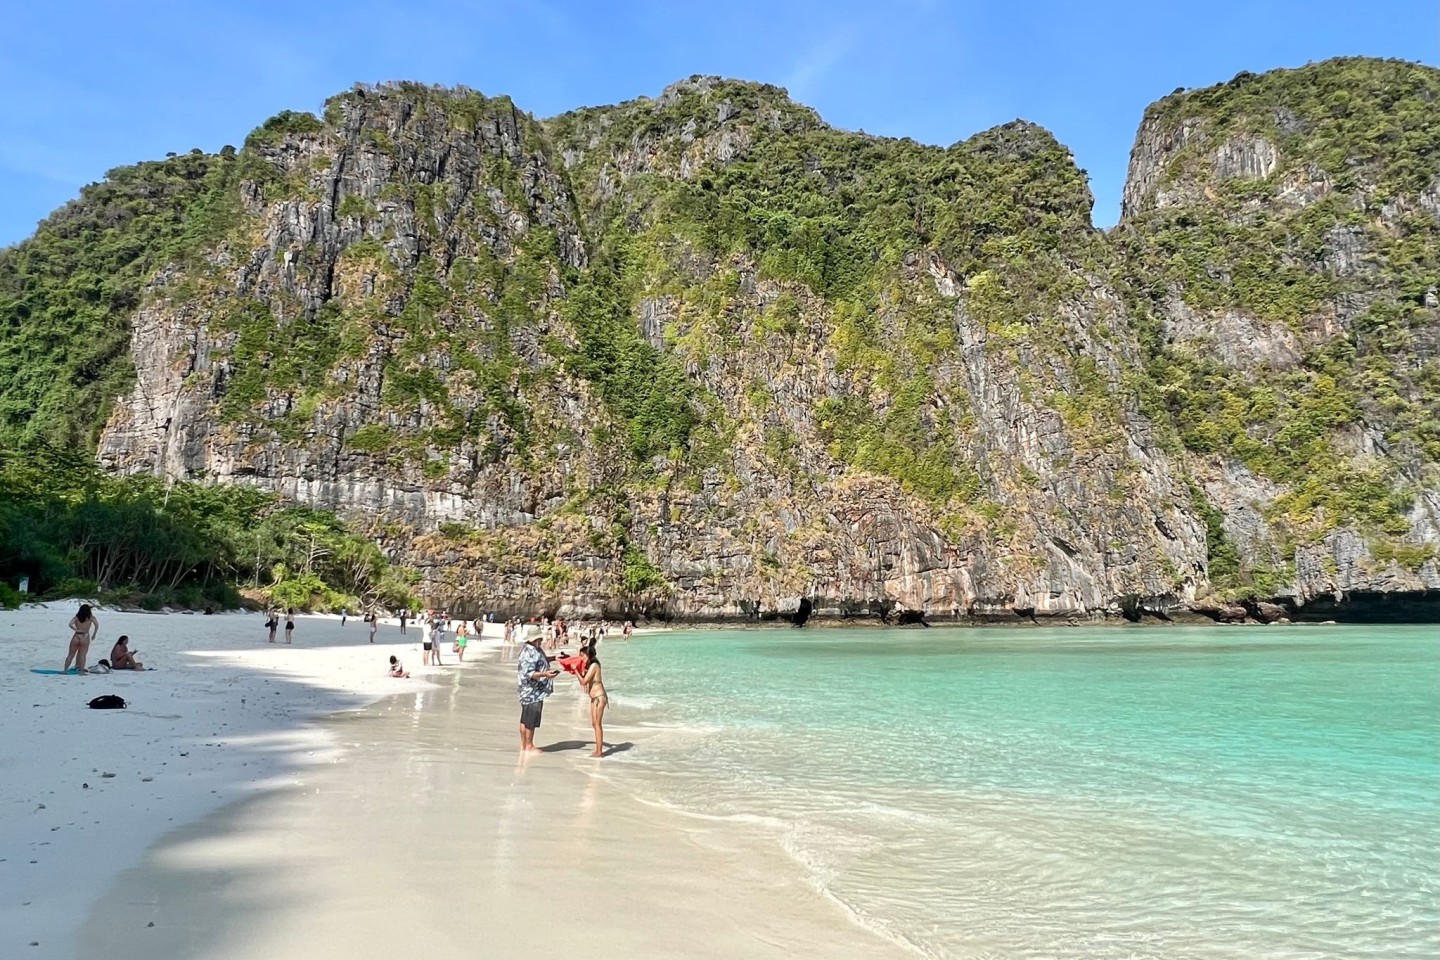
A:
[{"xmin": 0, "ymin": 605, "xmax": 476, "ymax": 959}]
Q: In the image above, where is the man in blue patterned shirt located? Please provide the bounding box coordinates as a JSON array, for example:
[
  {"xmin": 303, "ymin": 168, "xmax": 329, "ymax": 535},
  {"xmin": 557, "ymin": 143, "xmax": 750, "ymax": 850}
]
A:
[{"xmin": 517, "ymin": 635, "xmax": 558, "ymax": 751}]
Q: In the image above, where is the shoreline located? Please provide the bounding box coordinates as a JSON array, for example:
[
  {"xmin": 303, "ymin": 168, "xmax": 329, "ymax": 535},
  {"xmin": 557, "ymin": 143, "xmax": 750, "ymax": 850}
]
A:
[
  {"xmin": 12, "ymin": 598, "xmax": 1437, "ymax": 629},
  {"xmin": 77, "ymin": 644, "xmax": 912, "ymax": 960},
  {"xmin": 0, "ymin": 606, "xmax": 478, "ymax": 960}
]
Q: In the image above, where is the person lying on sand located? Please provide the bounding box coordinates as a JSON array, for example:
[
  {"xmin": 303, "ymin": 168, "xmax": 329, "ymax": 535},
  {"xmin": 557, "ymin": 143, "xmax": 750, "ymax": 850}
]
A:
[
  {"xmin": 388, "ymin": 655, "xmax": 409, "ymax": 679},
  {"xmin": 109, "ymin": 635, "xmax": 143, "ymax": 670}
]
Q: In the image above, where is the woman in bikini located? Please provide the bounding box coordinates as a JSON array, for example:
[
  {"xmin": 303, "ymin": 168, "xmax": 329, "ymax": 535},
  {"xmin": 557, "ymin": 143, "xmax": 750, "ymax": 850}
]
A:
[
  {"xmin": 578, "ymin": 643, "xmax": 607, "ymax": 757},
  {"xmin": 110, "ymin": 635, "xmax": 143, "ymax": 670},
  {"xmin": 63, "ymin": 603, "xmax": 99, "ymax": 674}
]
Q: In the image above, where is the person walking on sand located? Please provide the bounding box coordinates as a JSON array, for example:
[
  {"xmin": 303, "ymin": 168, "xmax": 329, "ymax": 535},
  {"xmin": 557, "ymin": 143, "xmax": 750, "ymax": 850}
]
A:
[
  {"xmin": 266, "ymin": 610, "xmax": 278, "ymax": 643},
  {"xmin": 456, "ymin": 621, "xmax": 469, "ymax": 661},
  {"xmin": 285, "ymin": 610, "xmax": 295, "ymax": 644},
  {"xmin": 63, "ymin": 603, "xmax": 99, "ymax": 674},
  {"xmin": 340, "ymin": 606, "xmax": 348, "ymax": 627},
  {"xmin": 517, "ymin": 635, "xmax": 558, "ymax": 752},
  {"xmin": 578, "ymin": 643, "xmax": 608, "ymax": 757}
]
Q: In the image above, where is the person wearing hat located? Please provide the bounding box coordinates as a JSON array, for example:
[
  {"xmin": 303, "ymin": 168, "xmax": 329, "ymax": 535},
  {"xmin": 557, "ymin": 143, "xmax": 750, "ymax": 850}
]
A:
[{"xmin": 516, "ymin": 633, "xmax": 558, "ymax": 751}]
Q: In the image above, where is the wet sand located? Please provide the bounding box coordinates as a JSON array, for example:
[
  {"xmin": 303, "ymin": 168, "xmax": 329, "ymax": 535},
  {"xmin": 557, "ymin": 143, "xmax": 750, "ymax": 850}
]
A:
[{"xmin": 79, "ymin": 653, "xmax": 910, "ymax": 959}]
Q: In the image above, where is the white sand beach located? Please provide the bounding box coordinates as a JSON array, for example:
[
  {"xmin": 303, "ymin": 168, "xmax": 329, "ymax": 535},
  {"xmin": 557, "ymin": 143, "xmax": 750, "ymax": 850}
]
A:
[
  {"xmin": 0, "ymin": 605, "xmax": 463, "ymax": 959},
  {"xmin": 3, "ymin": 607, "xmax": 906, "ymax": 960}
]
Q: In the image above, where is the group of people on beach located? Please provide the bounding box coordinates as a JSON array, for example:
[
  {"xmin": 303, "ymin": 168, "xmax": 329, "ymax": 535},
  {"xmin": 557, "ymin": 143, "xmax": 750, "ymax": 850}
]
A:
[
  {"xmin": 502, "ymin": 615, "xmax": 633, "ymax": 650},
  {"xmin": 514, "ymin": 624, "xmax": 609, "ymax": 757},
  {"xmin": 263, "ymin": 608, "xmax": 295, "ymax": 643},
  {"xmin": 419, "ymin": 610, "xmax": 471, "ymax": 664},
  {"xmin": 59, "ymin": 600, "xmax": 625, "ymax": 759},
  {"xmin": 381, "ymin": 609, "xmax": 615, "ymax": 756},
  {"xmin": 267, "ymin": 606, "xmax": 392, "ymax": 645},
  {"xmin": 60, "ymin": 604, "xmax": 144, "ymax": 673},
  {"xmin": 387, "ymin": 609, "xmax": 488, "ymax": 675}
]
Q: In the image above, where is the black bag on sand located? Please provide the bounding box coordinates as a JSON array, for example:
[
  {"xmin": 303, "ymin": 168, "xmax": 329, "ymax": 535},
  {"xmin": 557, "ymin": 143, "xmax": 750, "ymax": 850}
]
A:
[{"xmin": 88, "ymin": 694, "xmax": 127, "ymax": 710}]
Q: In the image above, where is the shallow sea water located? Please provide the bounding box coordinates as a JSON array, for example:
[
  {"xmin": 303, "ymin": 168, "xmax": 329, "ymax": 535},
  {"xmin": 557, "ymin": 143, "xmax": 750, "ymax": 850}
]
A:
[{"xmin": 596, "ymin": 625, "xmax": 1440, "ymax": 959}]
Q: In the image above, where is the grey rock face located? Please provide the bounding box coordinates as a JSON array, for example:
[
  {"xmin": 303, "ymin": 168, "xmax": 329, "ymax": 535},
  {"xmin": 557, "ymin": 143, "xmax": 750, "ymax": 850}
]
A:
[
  {"xmin": 1160, "ymin": 298, "xmax": 1303, "ymax": 370},
  {"xmin": 91, "ymin": 70, "xmax": 1439, "ymax": 620},
  {"xmin": 1211, "ymin": 134, "xmax": 1279, "ymax": 182}
]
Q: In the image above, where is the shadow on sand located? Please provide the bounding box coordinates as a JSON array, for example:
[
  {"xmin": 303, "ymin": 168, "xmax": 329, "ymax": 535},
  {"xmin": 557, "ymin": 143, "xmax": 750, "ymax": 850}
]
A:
[{"xmin": 539, "ymin": 740, "xmax": 634, "ymax": 756}]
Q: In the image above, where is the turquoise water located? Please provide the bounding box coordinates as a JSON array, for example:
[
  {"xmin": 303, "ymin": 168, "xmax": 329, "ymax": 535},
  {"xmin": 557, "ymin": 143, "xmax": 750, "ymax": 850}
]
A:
[{"xmin": 597, "ymin": 626, "xmax": 1440, "ymax": 959}]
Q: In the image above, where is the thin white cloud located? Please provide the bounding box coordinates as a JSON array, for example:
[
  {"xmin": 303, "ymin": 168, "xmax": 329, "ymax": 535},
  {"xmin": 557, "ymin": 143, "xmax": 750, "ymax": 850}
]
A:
[
  {"xmin": 783, "ymin": 27, "xmax": 857, "ymax": 100},
  {"xmin": 0, "ymin": 136, "xmax": 99, "ymax": 187}
]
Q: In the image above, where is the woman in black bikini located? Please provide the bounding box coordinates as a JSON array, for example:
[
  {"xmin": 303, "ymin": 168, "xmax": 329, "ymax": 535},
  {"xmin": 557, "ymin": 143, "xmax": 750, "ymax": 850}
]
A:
[
  {"xmin": 63, "ymin": 603, "xmax": 99, "ymax": 674},
  {"xmin": 284, "ymin": 610, "xmax": 294, "ymax": 644}
]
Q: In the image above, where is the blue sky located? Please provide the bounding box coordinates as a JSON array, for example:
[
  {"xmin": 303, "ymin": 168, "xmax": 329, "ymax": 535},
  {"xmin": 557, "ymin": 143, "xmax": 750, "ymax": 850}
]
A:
[{"xmin": 1, "ymin": 0, "xmax": 1435, "ymax": 245}]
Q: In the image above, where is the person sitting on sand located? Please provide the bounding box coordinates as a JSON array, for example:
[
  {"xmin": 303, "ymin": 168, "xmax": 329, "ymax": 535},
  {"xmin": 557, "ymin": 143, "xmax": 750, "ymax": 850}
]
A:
[
  {"xmin": 63, "ymin": 603, "xmax": 99, "ymax": 674},
  {"xmin": 388, "ymin": 655, "xmax": 409, "ymax": 679},
  {"xmin": 109, "ymin": 635, "xmax": 143, "ymax": 670}
]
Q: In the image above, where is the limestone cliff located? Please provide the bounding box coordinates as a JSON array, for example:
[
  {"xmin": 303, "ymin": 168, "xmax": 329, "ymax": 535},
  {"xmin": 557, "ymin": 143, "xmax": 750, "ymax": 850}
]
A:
[
  {"xmin": 1115, "ymin": 58, "xmax": 1440, "ymax": 610},
  {"xmin": 4, "ymin": 58, "xmax": 1437, "ymax": 621}
]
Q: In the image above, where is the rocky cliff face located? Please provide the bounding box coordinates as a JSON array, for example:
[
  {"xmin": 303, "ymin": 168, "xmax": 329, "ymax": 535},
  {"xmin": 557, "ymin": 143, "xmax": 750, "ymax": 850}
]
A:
[
  {"xmin": 1115, "ymin": 58, "xmax": 1440, "ymax": 610},
  {"xmin": 12, "ymin": 59, "xmax": 1438, "ymax": 621}
]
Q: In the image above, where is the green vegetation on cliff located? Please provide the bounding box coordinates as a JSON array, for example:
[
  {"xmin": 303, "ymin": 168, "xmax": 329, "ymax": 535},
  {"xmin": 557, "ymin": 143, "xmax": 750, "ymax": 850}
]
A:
[
  {"xmin": 0, "ymin": 443, "xmax": 417, "ymax": 611},
  {"xmin": 1118, "ymin": 57, "xmax": 1440, "ymax": 584},
  {"xmin": 549, "ymin": 80, "xmax": 1107, "ymax": 505},
  {"xmin": 1, "ymin": 58, "xmax": 1436, "ymax": 611},
  {"xmin": 0, "ymin": 149, "xmax": 241, "ymax": 448}
]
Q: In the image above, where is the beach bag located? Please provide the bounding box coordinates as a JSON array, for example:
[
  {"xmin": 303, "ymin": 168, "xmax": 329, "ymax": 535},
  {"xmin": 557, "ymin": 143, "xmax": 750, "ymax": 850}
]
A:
[{"xmin": 88, "ymin": 694, "xmax": 127, "ymax": 710}]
